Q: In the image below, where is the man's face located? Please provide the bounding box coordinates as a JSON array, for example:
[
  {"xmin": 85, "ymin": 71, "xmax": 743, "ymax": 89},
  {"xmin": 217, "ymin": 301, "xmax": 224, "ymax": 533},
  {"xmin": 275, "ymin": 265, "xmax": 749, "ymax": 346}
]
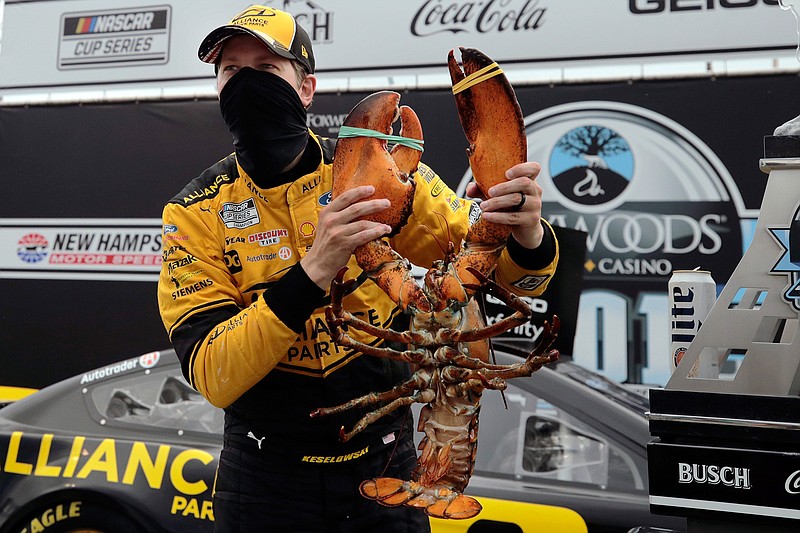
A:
[{"xmin": 216, "ymin": 34, "xmax": 315, "ymax": 107}]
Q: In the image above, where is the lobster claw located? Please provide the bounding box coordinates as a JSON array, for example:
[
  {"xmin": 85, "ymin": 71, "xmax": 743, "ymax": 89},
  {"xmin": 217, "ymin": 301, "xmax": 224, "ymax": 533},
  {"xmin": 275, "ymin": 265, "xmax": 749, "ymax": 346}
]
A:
[
  {"xmin": 448, "ymin": 47, "xmax": 526, "ymax": 201},
  {"xmin": 332, "ymin": 91, "xmax": 422, "ymax": 233},
  {"xmin": 445, "ymin": 47, "xmax": 528, "ymax": 289},
  {"xmin": 332, "ymin": 91, "xmax": 432, "ymax": 314}
]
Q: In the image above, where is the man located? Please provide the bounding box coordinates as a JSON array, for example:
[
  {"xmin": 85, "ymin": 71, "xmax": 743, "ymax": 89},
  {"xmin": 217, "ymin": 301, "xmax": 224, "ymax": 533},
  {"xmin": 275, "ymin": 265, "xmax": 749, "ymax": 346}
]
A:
[{"xmin": 157, "ymin": 5, "xmax": 558, "ymax": 532}]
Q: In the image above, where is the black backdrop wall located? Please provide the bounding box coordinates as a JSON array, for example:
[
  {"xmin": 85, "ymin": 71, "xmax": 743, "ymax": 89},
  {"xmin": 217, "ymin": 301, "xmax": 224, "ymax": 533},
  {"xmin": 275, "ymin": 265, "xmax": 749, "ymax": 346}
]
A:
[{"xmin": 1, "ymin": 73, "xmax": 798, "ymax": 388}]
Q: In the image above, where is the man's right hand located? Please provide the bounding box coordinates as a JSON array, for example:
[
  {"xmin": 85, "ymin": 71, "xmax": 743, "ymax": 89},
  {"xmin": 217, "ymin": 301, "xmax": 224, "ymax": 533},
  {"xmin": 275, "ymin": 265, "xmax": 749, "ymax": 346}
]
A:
[{"xmin": 301, "ymin": 185, "xmax": 392, "ymax": 290}]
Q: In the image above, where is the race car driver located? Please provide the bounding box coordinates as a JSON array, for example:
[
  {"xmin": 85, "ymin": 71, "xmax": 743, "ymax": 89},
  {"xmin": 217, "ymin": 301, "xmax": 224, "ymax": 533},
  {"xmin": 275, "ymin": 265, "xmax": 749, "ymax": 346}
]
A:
[{"xmin": 157, "ymin": 5, "xmax": 559, "ymax": 532}]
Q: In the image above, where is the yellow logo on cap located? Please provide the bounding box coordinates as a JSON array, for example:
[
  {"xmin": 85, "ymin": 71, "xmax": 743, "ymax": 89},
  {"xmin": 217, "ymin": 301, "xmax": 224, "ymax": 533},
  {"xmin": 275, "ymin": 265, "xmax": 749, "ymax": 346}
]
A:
[{"xmin": 301, "ymin": 45, "xmax": 308, "ymax": 59}]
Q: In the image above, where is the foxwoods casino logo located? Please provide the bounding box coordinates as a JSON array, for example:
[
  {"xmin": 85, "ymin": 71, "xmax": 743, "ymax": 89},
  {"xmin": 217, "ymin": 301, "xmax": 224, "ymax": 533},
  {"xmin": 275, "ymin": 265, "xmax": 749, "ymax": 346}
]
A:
[{"xmin": 478, "ymin": 100, "xmax": 747, "ymax": 281}]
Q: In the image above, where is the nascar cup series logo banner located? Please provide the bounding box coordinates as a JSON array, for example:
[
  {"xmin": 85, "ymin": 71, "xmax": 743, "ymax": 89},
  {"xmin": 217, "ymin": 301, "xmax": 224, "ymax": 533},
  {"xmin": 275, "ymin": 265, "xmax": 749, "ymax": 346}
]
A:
[
  {"xmin": 57, "ymin": 6, "xmax": 171, "ymax": 69},
  {"xmin": 0, "ymin": 219, "xmax": 163, "ymax": 281},
  {"xmin": 457, "ymin": 101, "xmax": 755, "ymax": 386}
]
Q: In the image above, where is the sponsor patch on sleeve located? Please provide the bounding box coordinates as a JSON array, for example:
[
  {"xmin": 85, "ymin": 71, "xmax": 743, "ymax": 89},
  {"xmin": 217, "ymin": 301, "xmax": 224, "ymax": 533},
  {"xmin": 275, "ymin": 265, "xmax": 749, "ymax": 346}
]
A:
[
  {"xmin": 468, "ymin": 202, "xmax": 482, "ymax": 226},
  {"xmin": 511, "ymin": 274, "xmax": 549, "ymax": 292}
]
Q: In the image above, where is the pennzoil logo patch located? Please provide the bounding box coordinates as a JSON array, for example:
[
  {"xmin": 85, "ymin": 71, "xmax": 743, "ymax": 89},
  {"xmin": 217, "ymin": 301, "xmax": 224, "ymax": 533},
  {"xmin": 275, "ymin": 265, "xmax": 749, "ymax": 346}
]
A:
[
  {"xmin": 219, "ymin": 198, "xmax": 260, "ymax": 229},
  {"xmin": 511, "ymin": 274, "xmax": 549, "ymax": 292},
  {"xmin": 430, "ymin": 179, "xmax": 446, "ymax": 197}
]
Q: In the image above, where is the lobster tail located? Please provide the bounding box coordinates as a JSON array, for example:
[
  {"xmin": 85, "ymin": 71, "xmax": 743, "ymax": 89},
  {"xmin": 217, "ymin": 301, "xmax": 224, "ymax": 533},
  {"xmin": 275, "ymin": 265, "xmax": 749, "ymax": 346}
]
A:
[{"xmin": 360, "ymin": 478, "xmax": 483, "ymax": 519}]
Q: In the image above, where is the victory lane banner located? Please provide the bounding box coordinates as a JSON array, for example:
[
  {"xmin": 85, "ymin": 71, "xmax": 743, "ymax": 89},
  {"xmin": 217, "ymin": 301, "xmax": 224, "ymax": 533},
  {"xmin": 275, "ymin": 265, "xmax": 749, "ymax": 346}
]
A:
[{"xmin": 0, "ymin": 219, "xmax": 163, "ymax": 282}]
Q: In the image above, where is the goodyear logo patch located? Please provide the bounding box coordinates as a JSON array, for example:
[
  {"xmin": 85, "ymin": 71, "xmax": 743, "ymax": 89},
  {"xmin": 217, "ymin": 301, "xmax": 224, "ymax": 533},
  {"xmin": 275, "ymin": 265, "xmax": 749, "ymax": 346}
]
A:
[{"xmin": 58, "ymin": 6, "xmax": 171, "ymax": 70}]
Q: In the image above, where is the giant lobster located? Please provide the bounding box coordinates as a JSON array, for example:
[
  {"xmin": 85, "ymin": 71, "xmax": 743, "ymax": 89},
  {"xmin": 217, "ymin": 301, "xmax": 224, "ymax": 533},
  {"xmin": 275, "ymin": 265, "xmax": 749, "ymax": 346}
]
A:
[{"xmin": 310, "ymin": 48, "xmax": 560, "ymax": 520}]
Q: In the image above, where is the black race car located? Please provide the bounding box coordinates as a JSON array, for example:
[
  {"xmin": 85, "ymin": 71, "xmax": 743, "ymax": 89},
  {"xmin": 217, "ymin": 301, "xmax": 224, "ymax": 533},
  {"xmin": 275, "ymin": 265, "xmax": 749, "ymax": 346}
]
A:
[{"xmin": 0, "ymin": 349, "xmax": 685, "ymax": 533}]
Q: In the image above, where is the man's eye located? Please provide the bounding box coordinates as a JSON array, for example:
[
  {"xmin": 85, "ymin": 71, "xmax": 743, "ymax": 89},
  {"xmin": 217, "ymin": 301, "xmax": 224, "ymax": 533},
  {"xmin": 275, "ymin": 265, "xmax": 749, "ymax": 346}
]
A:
[
  {"xmin": 222, "ymin": 65, "xmax": 239, "ymax": 73},
  {"xmin": 257, "ymin": 64, "xmax": 275, "ymax": 71}
]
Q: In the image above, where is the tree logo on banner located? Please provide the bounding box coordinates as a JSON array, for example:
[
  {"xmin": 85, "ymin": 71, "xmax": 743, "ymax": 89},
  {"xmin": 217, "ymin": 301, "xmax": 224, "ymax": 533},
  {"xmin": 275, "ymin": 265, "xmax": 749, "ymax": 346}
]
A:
[{"xmin": 550, "ymin": 125, "xmax": 634, "ymax": 209}]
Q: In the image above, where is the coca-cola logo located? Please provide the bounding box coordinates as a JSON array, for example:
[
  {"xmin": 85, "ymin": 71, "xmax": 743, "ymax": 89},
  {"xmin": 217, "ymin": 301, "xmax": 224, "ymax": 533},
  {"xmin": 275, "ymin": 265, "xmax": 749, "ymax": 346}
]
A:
[
  {"xmin": 410, "ymin": 0, "xmax": 546, "ymax": 36},
  {"xmin": 786, "ymin": 470, "xmax": 800, "ymax": 494}
]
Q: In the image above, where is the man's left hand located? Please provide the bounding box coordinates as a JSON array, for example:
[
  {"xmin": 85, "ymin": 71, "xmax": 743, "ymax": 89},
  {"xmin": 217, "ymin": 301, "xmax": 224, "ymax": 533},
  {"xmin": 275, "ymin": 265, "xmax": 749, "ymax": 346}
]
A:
[{"xmin": 465, "ymin": 161, "xmax": 544, "ymax": 249}]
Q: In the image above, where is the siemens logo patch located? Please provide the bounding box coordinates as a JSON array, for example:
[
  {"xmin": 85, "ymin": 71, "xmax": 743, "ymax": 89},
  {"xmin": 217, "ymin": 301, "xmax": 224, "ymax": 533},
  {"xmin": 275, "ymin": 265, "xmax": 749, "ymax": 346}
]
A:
[{"xmin": 58, "ymin": 6, "xmax": 171, "ymax": 70}]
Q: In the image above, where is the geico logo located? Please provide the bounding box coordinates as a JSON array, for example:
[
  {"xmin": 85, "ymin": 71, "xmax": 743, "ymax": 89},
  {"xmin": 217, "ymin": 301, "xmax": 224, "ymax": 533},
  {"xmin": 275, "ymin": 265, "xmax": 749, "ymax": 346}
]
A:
[
  {"xmin": 629, "ymin": 0, "xmax": 779, "ymax": 14},
  {"xmin": 19, "ymin": 501, "xmax": 81, "ymax": 533},
  {"xmin": 547, "ymin": 213, "xmax": 724, "ymax": 254},
  {"xmin": 1, "ymin": 432, "xmax": 214, "ymax": 496}
]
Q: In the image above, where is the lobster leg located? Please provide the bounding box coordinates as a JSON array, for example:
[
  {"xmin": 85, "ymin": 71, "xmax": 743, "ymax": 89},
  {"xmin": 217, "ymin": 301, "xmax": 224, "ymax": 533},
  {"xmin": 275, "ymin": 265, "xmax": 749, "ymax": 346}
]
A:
[
  {"xmin": 440, "ymin": 312, "xmax": 529, "ymax": 344},
  {"xmin": 326, "ymin": 306, "xmax": 431, "ymax": 347},
  {"xmin": 462, "ymin": 266, "xmax": 534, "ymax": 316},
  {"xmin": 310, "ymin": 372, "xmax": 428, "ymax": 419},
  {"xmin": 481, "ymin": 318, "xmax": 561, "ymax": 381},
  {"xmin": 440, "ymin": 266, "xmax": 534, "ymax": 344},
  {"xmin": 338, "ymin": 388, "xmax": 435, "ymax": 442},
  {"xmin": 453, "ymin": 377, "xmax": 506, "ymax": 396},
  {"xmin": 327, "ymin": 324, "xmax": 426, "ymax": 365},
  {"xmin": 328, "ymin": 267, "xmax": 438, "ymax": 346}
]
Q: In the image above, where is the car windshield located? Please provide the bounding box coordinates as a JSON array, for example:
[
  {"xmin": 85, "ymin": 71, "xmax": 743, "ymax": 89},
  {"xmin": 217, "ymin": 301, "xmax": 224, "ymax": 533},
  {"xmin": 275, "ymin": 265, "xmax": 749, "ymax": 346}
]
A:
[
  {"xmin": 492, "ymin": 342, "xmax": 650, "ymax": 415},
  {"xmin": 87, "ymin": 365, "xmax": 224, "ymax": 436},
  {"xmin": 554, "ymin": 359, "xmax": 650, "ymax": 415}
]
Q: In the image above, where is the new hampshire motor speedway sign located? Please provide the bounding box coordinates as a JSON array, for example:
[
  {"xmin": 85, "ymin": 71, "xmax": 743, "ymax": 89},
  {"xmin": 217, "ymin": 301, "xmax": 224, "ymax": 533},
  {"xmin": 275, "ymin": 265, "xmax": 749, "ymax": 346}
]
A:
[{"xmin": 0, "ymin": 219, "xmax": 162, "ymax": 282}]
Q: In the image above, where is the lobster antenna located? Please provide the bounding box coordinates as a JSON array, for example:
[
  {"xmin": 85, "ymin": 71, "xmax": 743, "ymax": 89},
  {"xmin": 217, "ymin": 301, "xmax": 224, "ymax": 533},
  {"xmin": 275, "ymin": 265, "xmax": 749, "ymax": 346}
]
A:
[
  {"xmin": 477, "ymin": 288, "xmax": 508, "ymax": 410},
  {"xmin": 433, "ymin": 210, "xmax": 454, "ymax": 246},
  {"xmin": 421, "ymin": 223, "xmax": 449, "ymax": 258},
  {"xmin": 378, "ymin": 406, "xmax": 411, "ymax": 478}
]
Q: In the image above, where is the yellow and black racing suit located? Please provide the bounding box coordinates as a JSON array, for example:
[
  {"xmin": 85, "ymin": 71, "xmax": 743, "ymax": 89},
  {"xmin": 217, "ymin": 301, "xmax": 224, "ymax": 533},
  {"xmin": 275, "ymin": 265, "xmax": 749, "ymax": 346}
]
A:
[{"xmin": 157, "ymin": 132, "xmax": 558, "ymax": 531}]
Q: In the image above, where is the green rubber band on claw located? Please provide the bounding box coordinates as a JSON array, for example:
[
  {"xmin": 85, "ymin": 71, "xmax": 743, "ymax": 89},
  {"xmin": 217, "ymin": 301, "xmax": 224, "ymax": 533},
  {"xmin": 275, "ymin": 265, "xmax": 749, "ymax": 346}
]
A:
[{"xmin": 337, "ymin": 126, "xmax": 424, "ymax": 153}]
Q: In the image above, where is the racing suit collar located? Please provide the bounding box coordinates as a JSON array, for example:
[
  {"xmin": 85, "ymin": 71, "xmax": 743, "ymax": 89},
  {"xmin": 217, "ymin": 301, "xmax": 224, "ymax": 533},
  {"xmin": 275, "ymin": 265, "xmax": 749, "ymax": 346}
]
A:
[{"xmin": 236, "ymin": 132, "xmax": 323, "ymax": 190}]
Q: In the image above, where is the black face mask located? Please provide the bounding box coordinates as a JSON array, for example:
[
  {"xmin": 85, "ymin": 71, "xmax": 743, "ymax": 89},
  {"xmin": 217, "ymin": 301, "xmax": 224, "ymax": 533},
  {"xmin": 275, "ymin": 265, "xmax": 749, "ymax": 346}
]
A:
[{"xmin": 219, "ymin": 67, "xmax": 309, "ymax": 185}]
